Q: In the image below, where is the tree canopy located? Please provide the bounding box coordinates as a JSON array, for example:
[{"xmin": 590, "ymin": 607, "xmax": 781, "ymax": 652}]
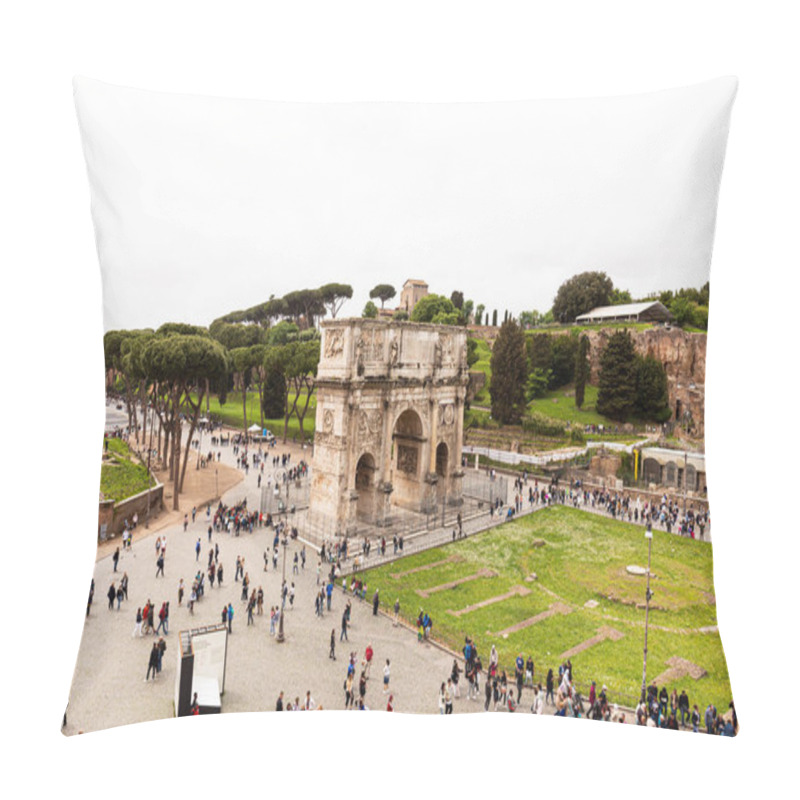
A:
[
  {"xmin": 369, "ymin": 284, "xmax": 396, "ymax": 308},
  {"xmin": 410, "ymin": 294, "xmax": 456, "ymax": 323},
  {"xmin": 318, "ymin": 283, "xmax": 353, "ymax": 318},
  {"xmin": 551, "ymin": 271, "xmax": 614, "ymax": 323}
]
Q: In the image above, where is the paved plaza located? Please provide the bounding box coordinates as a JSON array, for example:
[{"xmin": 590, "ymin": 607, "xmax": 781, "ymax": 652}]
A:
[{"xmin": 67, "ymin": 434, "xmax": 493, "ymax": 734}]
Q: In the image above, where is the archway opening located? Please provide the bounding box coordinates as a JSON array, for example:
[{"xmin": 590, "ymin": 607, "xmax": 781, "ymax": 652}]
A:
[
  {"xmin": 436, "ymin": 442, "xmax": 448, "ymax": 478},
  {"xmin": 392, "ymin": 408, "xmax": 426, "ymax": 512},
  {"xmin": 355, "ymin": 452, "xmax": 376, "ymax": 522}
]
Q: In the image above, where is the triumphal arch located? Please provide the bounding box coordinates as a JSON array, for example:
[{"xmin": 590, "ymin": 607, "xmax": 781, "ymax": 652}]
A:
[{"xmin": 310, "ymin": 318, "xmax": 469, "ymax": 534}]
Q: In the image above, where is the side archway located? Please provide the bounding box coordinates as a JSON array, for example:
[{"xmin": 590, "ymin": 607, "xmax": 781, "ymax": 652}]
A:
[{"xmin": 355, "ymin": 452, "xmax": 377, "ymax": 522}]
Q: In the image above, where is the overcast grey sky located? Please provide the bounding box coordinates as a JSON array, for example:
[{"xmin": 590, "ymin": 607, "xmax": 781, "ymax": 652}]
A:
[{"xmin": 75, "ymin": 77, "xmax": 736, "ymax": 331}]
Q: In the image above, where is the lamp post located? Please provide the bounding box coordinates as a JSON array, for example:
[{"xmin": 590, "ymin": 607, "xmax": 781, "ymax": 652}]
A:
[
  {"xmin": 682, "ymin": 451, "xmax": 688, "ymax": 532},
  {"xmin": 277, "ymin": 536, "xmax": 288, "ymax": 642},
  {"xmin": 640, "ymin": 522, "xmax": 654, "ymax": 702}
]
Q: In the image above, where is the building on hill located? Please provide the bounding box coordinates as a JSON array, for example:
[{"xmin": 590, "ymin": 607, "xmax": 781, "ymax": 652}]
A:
[
  {"xmin": 575, "ymin": 301, "xmax": 673, "ymax": 325},
  {"xmin": 398, "ymin": 279, "xmax": 429, "ymax": 314}
]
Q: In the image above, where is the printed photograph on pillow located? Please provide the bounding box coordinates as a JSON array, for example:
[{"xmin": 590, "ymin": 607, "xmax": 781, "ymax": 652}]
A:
[{"xmin": 65, "ymin": 76, "xmax": 737, "ymax": 734}]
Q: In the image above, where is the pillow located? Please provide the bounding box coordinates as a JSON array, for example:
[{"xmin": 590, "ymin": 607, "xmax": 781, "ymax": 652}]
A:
[{"xmin": 67, "ymin": 76, "xmax": 737, "ymax": 733}]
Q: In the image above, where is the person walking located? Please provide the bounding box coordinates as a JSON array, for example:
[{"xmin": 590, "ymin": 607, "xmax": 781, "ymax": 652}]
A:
[
  {"xmin": 451, "ymin": 659, "xmax": 462, "ymax": 699},
  {"xmin": 247, "ymin": 592, "xmax": 255, "ymax": 625},
  {"xmin": 358, "ymin": 671, "xmax": 368, "ymax": 707},
  {"xmin": 383, "ymin": 659, "xmax": 391, "ymax": 694},
  {"xmin": 195, "ymin": 539, "xmax": 201, "ymax": 561},
  {"xmin": 372, "ymin": 588, "xmax": 380, "ymax": 616},
  {"xmin": 227, "ymin": 602, "xmax": 234, "ymax": 633},
  {"xmin": 132, "ymin": 607, "xmax": 143, "ymax": 638},
  {"xmin": 445, "ymin": 679, "xmax": 454, "ymax": 714},
  {"xmin": 546, "ymin": 668, "xmax": 555, "ymax": 706},
  {"xmin": 344, "ymin": 673, "xmax": 354, "ymax": 709},
  {"xmin": 340, "ymin": 610, "xmax": 348, "ymax": 641},
  {"xmin": 155, "ymin": 602, "xmax": 167, "ymax": 635},
  {"xmin": 145, "ymin": 643, "xmax": 159, "ymax": 682},
  {"xmin": 157, "ymin": 637, "xmax": 166, "ymax": 672},
  {"xmin": 393, "ymin": 598, "xmax": 400, "ymax": 626},
  {"xmin": 156, "ymin": 552, "xmax": 165, "ymax": 578},
  {"xmin": 112, "ymin": 547, "xmax": 120, "ymax": 572},
  {"xmin": 365, "ymin": 644, "xmax": 374, "ymax": 675},
  {"xmin": 329, "ymin": 628, "xmax": 337, "ymax": 660}
]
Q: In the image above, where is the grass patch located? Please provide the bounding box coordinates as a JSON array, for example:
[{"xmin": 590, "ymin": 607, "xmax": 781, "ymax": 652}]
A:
[
  {"xmin": 100, "ymin": 439, "xmax": 154, "ymax": 501},
  {"xmin": 359, "ymin": 506, "xmax": 732, "ymax": 709},
  {"xmin": 194, "ymin": 391, "xmax": 316, "ymax": 441}
]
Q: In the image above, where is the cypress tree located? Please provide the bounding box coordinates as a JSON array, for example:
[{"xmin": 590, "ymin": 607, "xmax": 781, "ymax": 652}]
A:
[
  {"xmin": 636, "ymin": 355, "xmax": 670, "ymax": 421},
  {"xmin": 262, "ymin": 368, "xmax": 286, "ymax": 419},
  {"xmin": 596, "ymin": 330, "xmax": 637, "ymax": 420},
  {"xmin": 492, "ymin": 309, "xmax": 498, "ymax": 327},
  {"xmin": 489, "ymin": 319, "xmax": 528, "ymax": 424}
]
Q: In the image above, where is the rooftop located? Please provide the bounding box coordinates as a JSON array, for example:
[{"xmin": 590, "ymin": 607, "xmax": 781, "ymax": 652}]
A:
[{"xmin": 575, "ymin": 301, "xmax": 672, "ymax": 321}]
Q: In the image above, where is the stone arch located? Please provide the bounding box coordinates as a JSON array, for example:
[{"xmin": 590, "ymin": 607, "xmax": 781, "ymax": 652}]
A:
[
  {"xmin": 642, "ymin": 457, "xmax": 662, "ymax": 485},
  {"xmin": 355, "ymin": 452, "xmax": 377, "ymax": 522},
  {"xmin": 392, "ymin": 407, "xmax": 428, "ymax": 512},
  {"xmin": 393, "ymin": 407, "xmax": 425, "ymax": 439},
  {"xmin": 436, "ymin": 441, "xmax": 449, "ymax": 478},
  {"xmin": 685, "ymin": 463, "xmax": 697, "ymax": 492}
]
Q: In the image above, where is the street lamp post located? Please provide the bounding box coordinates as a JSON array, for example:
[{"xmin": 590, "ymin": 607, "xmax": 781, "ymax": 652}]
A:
[
  {"xmin": 640, "ymin": 522, "xmax": 654, "ymax": 702},
  {"xmin": 277, "ymin": 536, "xmax": 288, "ymax": 642}
]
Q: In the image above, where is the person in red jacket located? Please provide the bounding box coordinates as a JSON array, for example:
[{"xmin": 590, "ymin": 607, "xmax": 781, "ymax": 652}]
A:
[{"xmin": 365, "ymin": 644, "xmax": 374, "ymax": 674}]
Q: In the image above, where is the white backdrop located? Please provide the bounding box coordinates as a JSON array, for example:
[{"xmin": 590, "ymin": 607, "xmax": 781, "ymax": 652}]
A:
[{"xmin": 2, "ymin": 1, "xmax": 797, "ymax": 797}]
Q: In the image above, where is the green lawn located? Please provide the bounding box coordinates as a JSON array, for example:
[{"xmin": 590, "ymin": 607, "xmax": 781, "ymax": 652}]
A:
[
  {"xmin": 471, "ymin": 338, "xmax": 492, "ymax": 405},
  {"xmin": 196, "ymin": 391, "xmax": 317, "ymax": 441},
  {"xmin": 359, "ymin": 506, "xmax": 732, "ymax": 710},
  {"xmin": 528, "ymin": 384, "xmax": 619, "ymax": 428},
  {"xmin": 100, "ymin": 438, "xmax": 155, "ymax": 501}
]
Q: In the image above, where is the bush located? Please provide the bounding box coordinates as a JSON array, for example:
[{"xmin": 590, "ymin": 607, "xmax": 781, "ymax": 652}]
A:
[{"xmin": 521, "ymin": 412, "xmax": 568, "ymax": 438}]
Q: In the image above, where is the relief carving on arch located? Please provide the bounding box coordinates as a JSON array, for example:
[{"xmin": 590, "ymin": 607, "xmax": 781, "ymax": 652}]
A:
[
  {"xmin": 441, "ymin": 333, "xmax": 455, "ymax": 364},
  {"xmin": 324, "ymin": 329, "xmax": 344, "ymax": 359},
  {"xmin": 397, "ymin": 445, "xmax": 419, "ymax": 475},
  {"xmin": 357, "ymin": 409, "xmax": 383, "ymax": 444},
  {"xmin": 438, "ymin": 403, "xmax": 455, "ymax": 426}
]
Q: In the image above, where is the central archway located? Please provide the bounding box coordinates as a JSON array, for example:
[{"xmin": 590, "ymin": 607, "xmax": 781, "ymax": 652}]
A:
[{"xmin": 392, "ymin": 408, "xmax": 426, "ymax": 512}]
